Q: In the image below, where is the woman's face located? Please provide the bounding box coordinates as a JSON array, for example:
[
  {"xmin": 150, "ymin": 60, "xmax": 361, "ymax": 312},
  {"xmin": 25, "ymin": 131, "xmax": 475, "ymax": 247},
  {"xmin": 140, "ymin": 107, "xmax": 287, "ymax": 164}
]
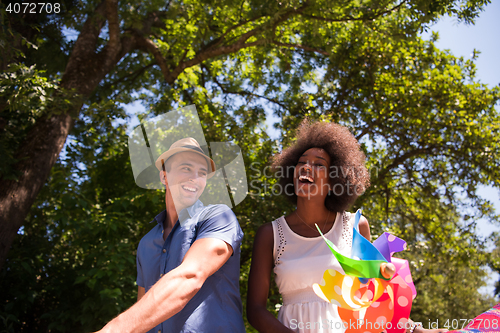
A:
[{"xmin": 294, "ymin": 147, "xmax": 331, "ymax": 200}]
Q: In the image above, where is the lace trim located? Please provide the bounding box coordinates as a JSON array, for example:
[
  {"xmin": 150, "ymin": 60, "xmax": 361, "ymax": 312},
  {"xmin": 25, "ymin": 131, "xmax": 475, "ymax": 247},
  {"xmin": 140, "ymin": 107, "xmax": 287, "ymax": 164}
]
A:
[
  {"xmin": 341, "ymin": 212, "xmax": 353, "ymax": 249},
  {"xmin": 275, "ymin": 219, "xmax": 287, "ymax": 266}
]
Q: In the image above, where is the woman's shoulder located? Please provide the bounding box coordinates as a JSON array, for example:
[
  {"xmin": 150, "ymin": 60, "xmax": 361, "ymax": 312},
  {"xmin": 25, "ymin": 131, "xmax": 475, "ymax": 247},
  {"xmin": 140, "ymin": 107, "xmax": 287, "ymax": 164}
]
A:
[
  {"xmin": 256, "ymin": 222, "xmax": 274, "ymax": 235},
  {"xmin": 255, "ymin": 215, "xmax": 286, "ymax": 245},
  {"xmin": 253, "ymin": 222, "xmax": 275, "ymax": 254},
  {"xmin": 256, "ymin": 216, "xmax": 282, "ymax": 236}
]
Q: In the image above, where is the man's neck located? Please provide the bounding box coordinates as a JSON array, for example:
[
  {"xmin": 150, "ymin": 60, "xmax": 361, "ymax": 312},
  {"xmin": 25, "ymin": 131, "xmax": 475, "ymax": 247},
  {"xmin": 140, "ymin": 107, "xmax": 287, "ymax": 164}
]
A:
[
  {"xmin": 163, "ymin": 192, "xmax": 180, "ymax": 240},
  {"xmin": 165, "ymin": 209, "xmax": 178, "ymax": 229}
]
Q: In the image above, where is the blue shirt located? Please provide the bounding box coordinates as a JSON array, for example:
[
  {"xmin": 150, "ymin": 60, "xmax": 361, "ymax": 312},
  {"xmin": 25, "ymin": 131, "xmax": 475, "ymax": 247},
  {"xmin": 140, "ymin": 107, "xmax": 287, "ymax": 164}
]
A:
[{"xmin": 136, "ymin": 201, "xmax": 245, "ymax": 333}]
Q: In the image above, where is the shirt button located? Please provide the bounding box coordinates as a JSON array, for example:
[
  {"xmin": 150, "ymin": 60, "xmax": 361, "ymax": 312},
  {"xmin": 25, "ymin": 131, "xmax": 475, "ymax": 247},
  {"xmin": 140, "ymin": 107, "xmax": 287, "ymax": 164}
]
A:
[
  {"xmin": 162, "ymin": 249, "xmax": 166, "ymax": 253},
  {"xmin": 160, "ymin": 273, "xmax": 164, "ymax": 277},
  {"xmin": 158, "ymin": 330, "xmax": 161, "ymax": 333}
]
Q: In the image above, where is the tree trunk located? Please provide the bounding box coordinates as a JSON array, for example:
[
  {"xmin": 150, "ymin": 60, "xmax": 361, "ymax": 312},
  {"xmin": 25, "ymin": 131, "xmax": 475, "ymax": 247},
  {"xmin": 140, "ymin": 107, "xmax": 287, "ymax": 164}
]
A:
[
  {"xmin": 0, "ymin": 0, "xmax": 282, "ymax": 270},
  {"xmin": 0, "ymin": 0, "xmax": 132, "ymax": 271},
  {"xmin": 0, "ymin": 111, "xmax": 75, "ymax": 271}
]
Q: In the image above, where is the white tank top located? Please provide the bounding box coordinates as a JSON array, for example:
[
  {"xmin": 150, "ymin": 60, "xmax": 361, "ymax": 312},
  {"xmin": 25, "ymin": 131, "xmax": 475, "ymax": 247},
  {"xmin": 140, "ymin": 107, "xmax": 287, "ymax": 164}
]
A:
[{"xmin": 271, "ymin": 211, "xmax": 355, "ymax": 332}]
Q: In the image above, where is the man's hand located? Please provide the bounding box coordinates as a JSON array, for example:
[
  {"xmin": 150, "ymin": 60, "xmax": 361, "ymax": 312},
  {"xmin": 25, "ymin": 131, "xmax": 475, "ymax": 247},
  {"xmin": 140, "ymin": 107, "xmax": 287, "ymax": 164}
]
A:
[{"xmin": 94, "ymin": 238, "xmax": 232, "ymax": 333}]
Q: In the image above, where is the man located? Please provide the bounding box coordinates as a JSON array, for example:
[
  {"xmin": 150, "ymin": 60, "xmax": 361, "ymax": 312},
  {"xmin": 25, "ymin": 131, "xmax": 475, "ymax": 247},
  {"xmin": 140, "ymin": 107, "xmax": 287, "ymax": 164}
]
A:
[{"xmin": 97, "ymin": 137, "xmax": 245, "ymax": 333}]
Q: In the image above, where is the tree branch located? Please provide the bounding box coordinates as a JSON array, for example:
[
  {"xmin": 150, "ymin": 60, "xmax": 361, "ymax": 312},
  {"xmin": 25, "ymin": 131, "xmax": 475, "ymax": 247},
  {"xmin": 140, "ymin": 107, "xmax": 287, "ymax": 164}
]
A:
[
  {"xmin": 61, "ymin": 1, "xmax": 107, "ymax": 92},
  {"xmin": 272, "ymin": 41, "xmax": 329, "ymax": 56},
  {"xmin": 166, "ymin": 38, "xmax": 266, "ymax": 84},
  {"xmin": 134, "ymin": 33, "xmax": 172, "ymax": 82},
  {"xmin": 377, "ymin": 146, "xmax": 438, "ymax": 181},
  {"xmin": 72, "ymin": 1, "xmax": 107, "ymax": 57},
  {"xmin": 166, "ymin": 6, "xmax": 311, "ymax": 83},
  {"xmin": 98, "ymin": 0, "xmax": 125, "ymax": 74},
  {"xmin": 211, "ymin": 73, "xmax": 288, "ymax": 109},
  {"xmin": 115, "ymin": 62, "xmax": 156, "ymax": 86},
  {"xmin": 204, "ymin": 15, "xmax": 266, "ymax": 50},
  {"xmin": 300, "ymin": 0, "xmax": 409, "ymax": 23},
  {"xmin": 101, "ymin": 62, "xmax": 156, "ymax": 100},
  {"xmin": 105, "ymin": 0, "xmax": 120, "ymax": 53}
]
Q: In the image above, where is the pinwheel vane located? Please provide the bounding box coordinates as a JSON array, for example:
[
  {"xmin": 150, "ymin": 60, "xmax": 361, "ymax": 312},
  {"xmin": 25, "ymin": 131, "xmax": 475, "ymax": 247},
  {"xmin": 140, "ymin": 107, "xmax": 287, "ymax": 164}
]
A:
[{"xmin": 313, "ymin": 210, "xmax": 416, "ymax": 333}]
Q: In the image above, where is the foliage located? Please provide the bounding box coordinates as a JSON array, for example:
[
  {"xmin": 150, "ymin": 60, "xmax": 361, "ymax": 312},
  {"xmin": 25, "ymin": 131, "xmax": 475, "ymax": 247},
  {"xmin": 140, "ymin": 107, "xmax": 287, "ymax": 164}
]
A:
[
  {"xmin": 0, "ymin": 64, "xmax": 72, "ymax": 181},
  {"xmin": 1, "ymin": 100, "xmax": 159, "ymax": 331},
  {"xmin": 0, "ymin": 1, "xmax": 76, "ymax": 180},
  {"xmin": 1, "ymin": 0, "xmax": 499, "ymax": 331}
]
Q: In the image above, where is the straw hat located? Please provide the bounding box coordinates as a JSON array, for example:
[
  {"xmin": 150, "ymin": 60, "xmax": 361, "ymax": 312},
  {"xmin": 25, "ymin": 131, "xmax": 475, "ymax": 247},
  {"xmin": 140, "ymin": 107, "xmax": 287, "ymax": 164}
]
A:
[{"xmin": 154, "ymin": 137, "xmax": 216, "ymax": 174}]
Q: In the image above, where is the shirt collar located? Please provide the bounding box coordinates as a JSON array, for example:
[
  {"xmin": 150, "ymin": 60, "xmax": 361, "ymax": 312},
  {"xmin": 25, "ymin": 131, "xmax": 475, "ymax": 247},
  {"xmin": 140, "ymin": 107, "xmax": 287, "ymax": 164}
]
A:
[
  {"xmin": 153, "ymin": 200, "xmax": 204, "ymax": 226},
  {"xmin": 180, "ymin": 200, "xmax": 204, "ymax": 224},
  {"xmin": 153, "ymin": 210, "xmax": 166, "ymax": 226}
]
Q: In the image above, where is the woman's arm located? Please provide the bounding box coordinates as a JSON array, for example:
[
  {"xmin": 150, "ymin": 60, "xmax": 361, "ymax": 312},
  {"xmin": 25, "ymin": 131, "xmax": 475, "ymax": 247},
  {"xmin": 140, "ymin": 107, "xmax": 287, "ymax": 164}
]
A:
[
  {"xmin": 247, "ymin": 224, "xmax": 295, "ymax": 333},
  {"xmin": 358, "ymin": 215, "xmax": 371, "ymax": 242}
]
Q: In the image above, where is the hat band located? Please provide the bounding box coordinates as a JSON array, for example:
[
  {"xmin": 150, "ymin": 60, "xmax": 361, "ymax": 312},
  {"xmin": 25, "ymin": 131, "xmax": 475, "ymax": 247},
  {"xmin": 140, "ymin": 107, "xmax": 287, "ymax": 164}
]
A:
[{"xmin": 182, "ymin": 144, "xmax": 207, "ymax": 156}]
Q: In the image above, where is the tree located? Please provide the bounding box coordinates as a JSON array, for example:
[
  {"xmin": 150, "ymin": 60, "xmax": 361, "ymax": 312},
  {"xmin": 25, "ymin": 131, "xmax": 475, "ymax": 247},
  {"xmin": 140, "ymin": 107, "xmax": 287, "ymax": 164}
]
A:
[
  {"xmin": 1, "ymin": 0, "xmax": 499, "ymax": 331},
  {"xmin": 0, "ymin": 0, "xmax": 491, "ymax": 270}
]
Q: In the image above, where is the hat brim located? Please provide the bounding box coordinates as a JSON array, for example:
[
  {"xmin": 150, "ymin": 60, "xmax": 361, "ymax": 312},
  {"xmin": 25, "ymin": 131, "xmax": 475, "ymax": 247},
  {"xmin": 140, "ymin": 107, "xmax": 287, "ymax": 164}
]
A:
[{"xmin": 155, "ymin": 147, "xmax": 216, "ymax": 177}]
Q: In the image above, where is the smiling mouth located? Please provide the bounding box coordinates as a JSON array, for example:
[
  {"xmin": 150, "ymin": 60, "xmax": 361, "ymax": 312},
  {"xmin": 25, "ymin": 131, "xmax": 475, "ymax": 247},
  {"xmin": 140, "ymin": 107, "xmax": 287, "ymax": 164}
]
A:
[
  {"xmin": 298, "ymin": 175, "xmax": 314, "ymax": 184},
  {"xmin": 181, "ymin": 185, "xmax": 197, "ymax": 193}
]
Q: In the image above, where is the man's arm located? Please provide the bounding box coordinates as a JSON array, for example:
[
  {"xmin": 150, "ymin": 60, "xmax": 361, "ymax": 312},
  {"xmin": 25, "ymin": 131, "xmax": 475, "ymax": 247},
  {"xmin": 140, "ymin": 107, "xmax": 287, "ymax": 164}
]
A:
[{"xmin": 96, "ymin": 238, "xmax": 232, "ymax": 333}]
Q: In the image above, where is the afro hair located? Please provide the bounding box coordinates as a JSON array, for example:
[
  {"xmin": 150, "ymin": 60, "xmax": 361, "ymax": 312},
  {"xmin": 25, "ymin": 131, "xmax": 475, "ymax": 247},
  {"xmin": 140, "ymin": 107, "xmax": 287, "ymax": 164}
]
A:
[{"xmin": 272, "ymin": 119, "xmax": 370, "ymax": 213}]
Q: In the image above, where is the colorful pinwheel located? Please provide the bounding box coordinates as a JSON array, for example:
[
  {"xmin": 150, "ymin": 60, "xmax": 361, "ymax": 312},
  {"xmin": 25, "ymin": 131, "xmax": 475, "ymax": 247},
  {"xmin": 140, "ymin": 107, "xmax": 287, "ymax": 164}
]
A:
[{"xmin": 312, "ymin": 210, "xmax": 416, "ymax": 333}]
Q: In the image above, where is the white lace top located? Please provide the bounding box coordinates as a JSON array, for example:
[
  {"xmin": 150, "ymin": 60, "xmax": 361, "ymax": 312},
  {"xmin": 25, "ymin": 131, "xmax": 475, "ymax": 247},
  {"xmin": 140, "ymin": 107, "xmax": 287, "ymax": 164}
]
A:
[{"xmin": 271, "ymin": 211, "xmax": 355, "ymax": 332}]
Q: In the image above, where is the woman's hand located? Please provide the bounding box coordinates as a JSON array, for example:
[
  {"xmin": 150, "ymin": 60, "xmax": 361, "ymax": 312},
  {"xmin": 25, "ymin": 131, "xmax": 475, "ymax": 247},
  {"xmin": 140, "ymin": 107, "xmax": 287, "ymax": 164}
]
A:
[{"xmin": 380, "ymin": 262, "xmax": 396, "ymax": 279}]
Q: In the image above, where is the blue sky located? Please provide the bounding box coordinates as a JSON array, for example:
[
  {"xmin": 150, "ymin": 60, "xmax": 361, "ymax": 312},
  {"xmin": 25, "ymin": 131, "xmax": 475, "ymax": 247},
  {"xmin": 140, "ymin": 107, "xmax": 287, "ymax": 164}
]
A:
[{"xmin": 421, "ymin": 1, "xmax": 500, "ymax": 89}]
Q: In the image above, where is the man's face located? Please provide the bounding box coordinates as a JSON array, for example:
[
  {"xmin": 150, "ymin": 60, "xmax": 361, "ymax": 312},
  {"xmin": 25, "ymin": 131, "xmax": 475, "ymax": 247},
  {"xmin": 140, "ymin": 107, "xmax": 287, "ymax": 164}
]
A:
[{"xmin": 161, "ymin": 151, "xmax": 209, "ymax": 212}]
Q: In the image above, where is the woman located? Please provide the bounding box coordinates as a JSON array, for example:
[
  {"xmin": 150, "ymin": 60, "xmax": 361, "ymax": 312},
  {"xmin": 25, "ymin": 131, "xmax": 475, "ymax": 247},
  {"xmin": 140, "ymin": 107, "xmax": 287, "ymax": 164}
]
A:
[{"xmin": 247, "ymin": 120, "xmax": 445, "ymax": 333}]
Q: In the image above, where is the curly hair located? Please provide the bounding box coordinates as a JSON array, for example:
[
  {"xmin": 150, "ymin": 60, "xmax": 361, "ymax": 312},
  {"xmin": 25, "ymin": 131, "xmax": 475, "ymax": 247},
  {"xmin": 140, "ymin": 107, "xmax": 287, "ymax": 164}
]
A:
[{"xmin": 272, "ymin": 119, "xmax": 370, "ymax": 213}]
